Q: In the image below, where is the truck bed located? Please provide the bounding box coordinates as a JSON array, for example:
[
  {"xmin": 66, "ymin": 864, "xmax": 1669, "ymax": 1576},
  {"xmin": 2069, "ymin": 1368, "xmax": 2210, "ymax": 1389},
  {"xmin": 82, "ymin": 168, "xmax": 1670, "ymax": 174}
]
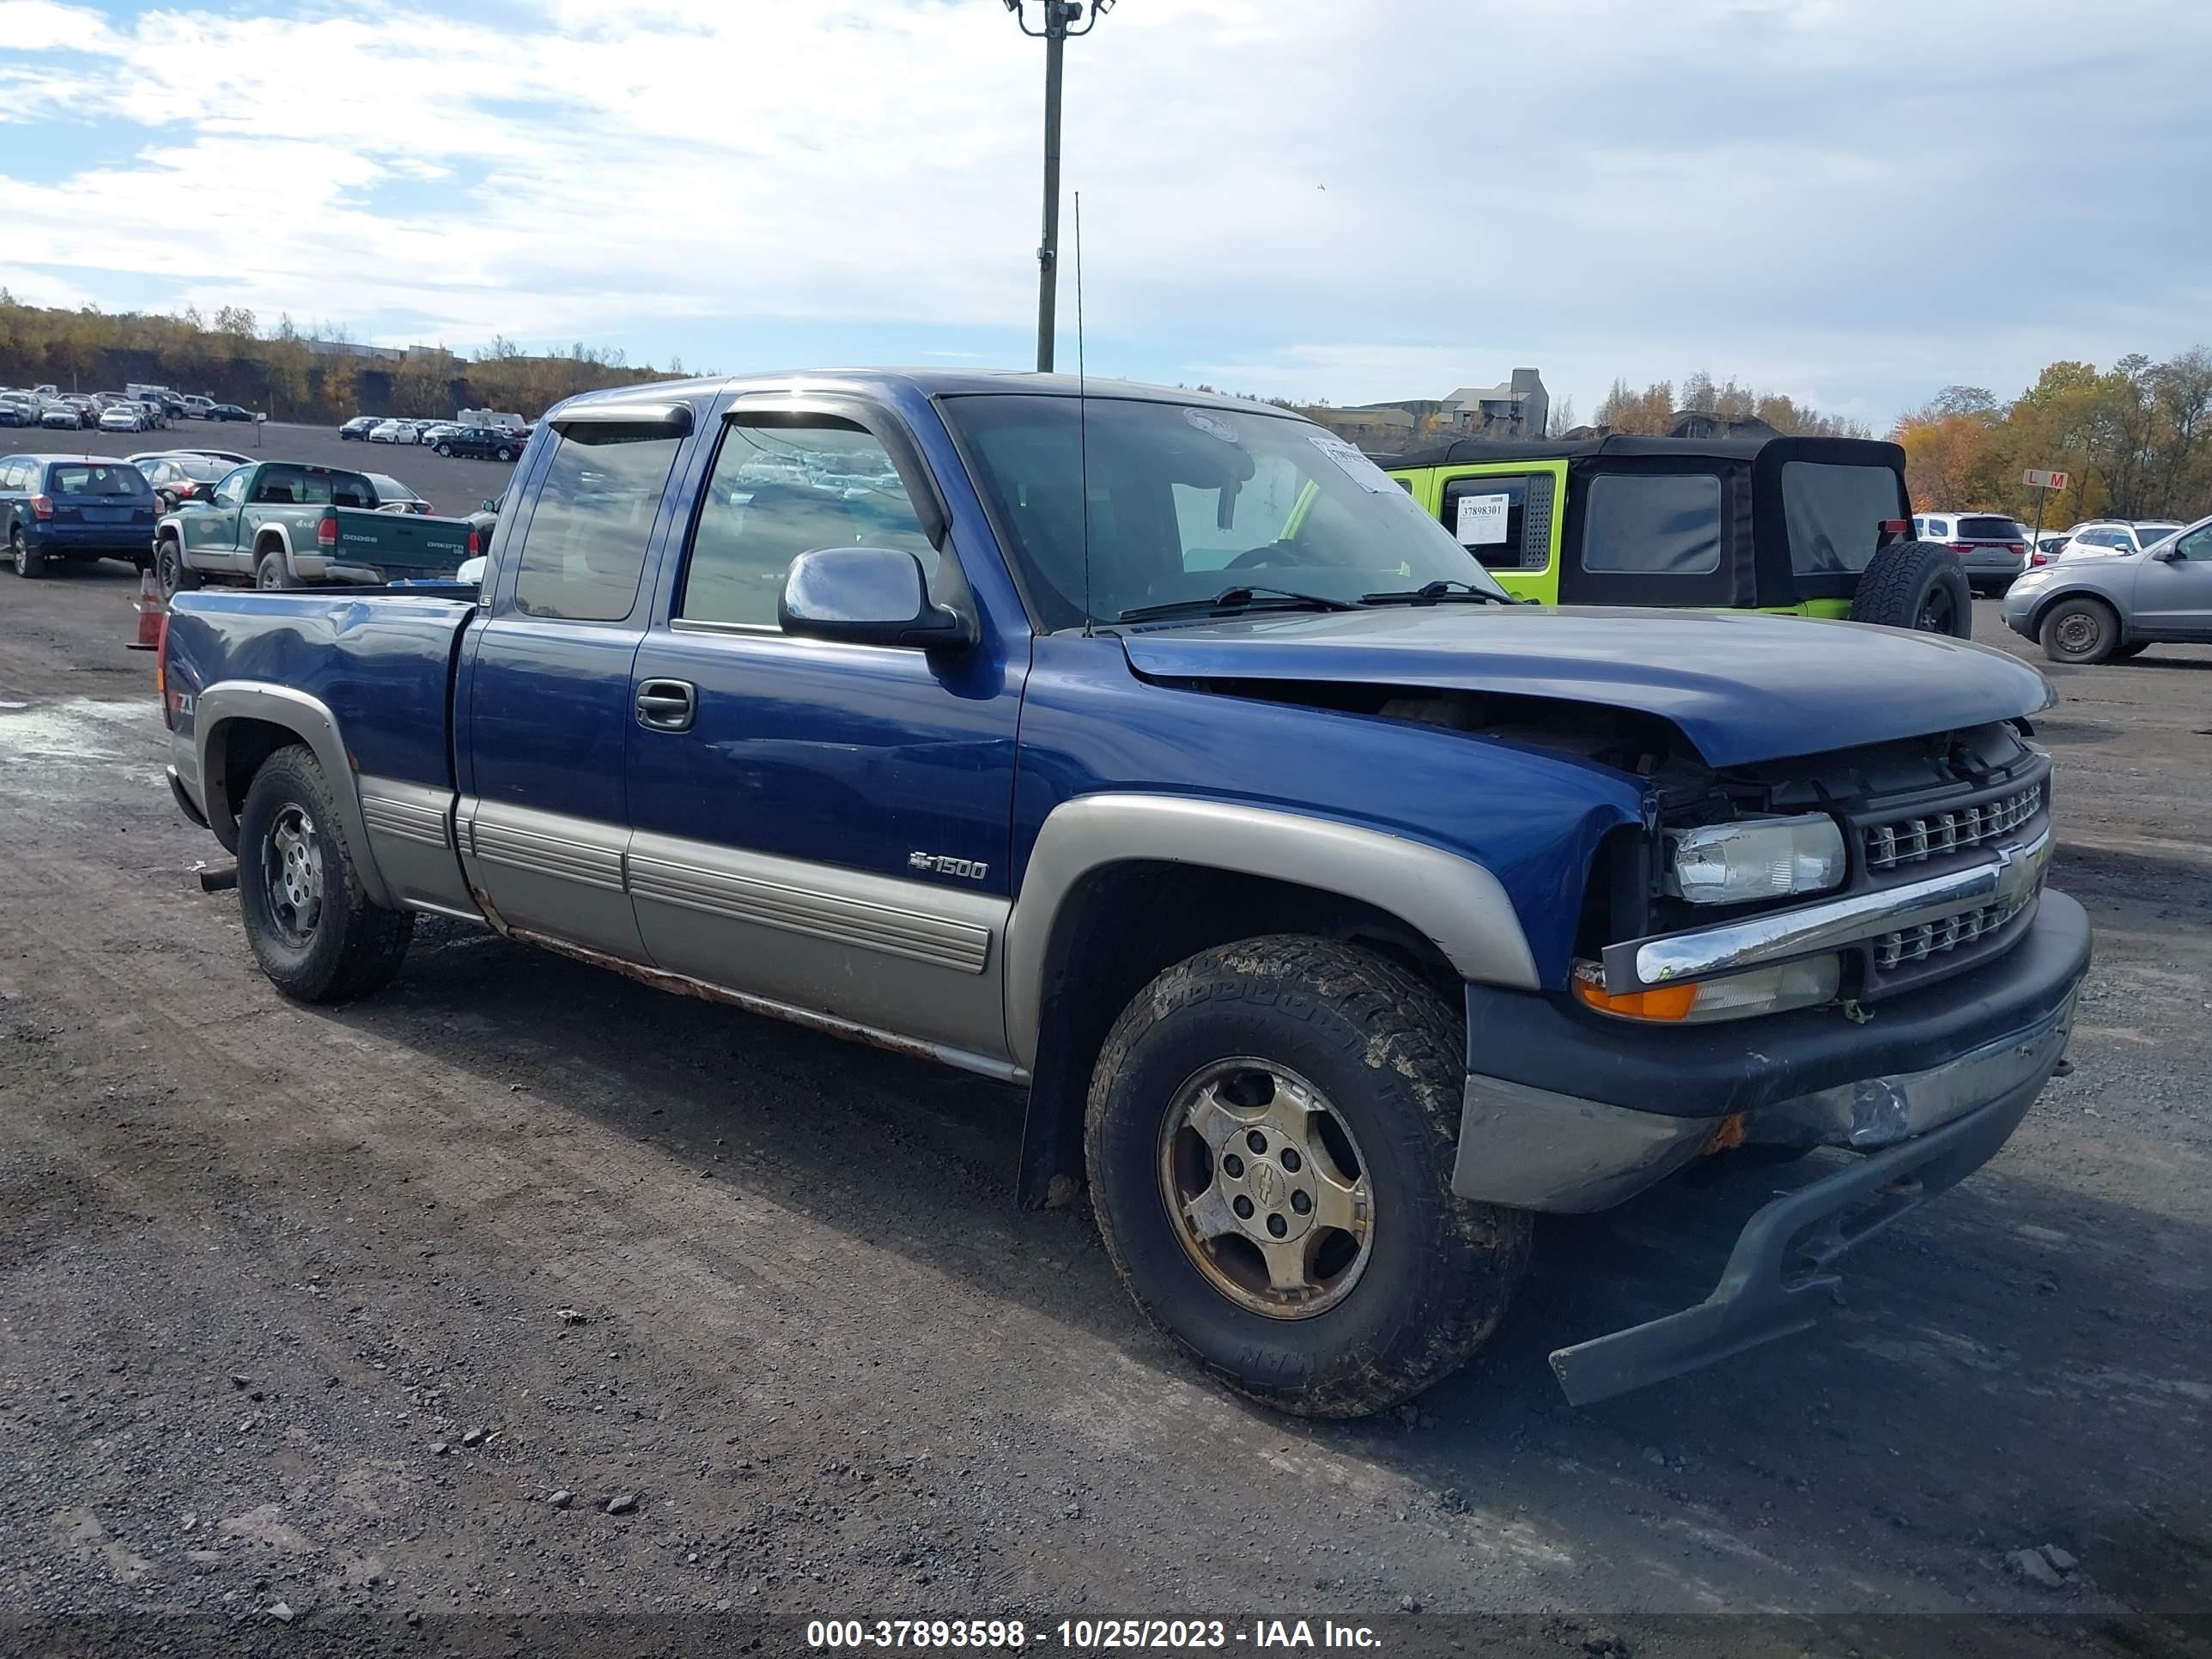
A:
[{"xmin": 164, "ymin": 587, "xmax": 477, "ymax": 792}]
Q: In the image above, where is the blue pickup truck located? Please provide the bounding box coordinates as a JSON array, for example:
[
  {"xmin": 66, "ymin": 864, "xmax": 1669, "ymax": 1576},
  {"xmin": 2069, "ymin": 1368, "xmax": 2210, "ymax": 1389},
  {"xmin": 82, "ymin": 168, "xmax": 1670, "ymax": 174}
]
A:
[{"xmin": 158, "ymin": 372, "xmax": 2090, "ymax": 1415}]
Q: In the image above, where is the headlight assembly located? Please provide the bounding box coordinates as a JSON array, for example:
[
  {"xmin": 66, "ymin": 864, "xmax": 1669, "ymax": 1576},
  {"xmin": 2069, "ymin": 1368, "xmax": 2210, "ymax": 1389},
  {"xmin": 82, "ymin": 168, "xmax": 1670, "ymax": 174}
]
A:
[{"xmin": 1663, "ymin": 814, "xmax": 1846, "ymax": 906}]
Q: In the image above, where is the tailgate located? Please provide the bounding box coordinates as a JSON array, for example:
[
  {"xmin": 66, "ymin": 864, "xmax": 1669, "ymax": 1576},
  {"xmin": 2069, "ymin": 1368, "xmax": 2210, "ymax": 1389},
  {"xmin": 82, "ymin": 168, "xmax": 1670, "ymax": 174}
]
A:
[{"xmin": 330, "ymin": 507, "xmax": 473, "ymax": 574}]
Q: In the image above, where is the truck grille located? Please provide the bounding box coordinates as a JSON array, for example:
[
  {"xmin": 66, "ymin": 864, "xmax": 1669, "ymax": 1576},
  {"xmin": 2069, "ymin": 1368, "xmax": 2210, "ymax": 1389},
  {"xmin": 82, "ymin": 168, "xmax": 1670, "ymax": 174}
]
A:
[
  {"xmin": 1863, "ymin": 781, "xmax": 2044, "ymax": 872},
  {"xmin": 1871, "ymin": 890, "xmax": 2037, "ymax": 970}
]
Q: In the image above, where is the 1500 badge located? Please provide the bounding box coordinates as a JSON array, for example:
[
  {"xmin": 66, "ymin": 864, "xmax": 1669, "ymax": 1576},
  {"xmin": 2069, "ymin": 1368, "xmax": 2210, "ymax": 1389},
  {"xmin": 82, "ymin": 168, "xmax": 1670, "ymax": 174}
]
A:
[{"xmin": 908, "ymin": 852, "xmax": 988, "ymax": 881}]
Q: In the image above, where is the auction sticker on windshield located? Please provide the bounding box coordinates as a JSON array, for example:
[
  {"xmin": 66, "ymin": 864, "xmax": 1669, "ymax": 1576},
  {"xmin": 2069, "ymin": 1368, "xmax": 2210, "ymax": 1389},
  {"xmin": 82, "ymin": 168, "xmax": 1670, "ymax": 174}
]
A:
[{"xmin": 1305, "ymin": 430, "xmax": 1391, "ymax": 493}]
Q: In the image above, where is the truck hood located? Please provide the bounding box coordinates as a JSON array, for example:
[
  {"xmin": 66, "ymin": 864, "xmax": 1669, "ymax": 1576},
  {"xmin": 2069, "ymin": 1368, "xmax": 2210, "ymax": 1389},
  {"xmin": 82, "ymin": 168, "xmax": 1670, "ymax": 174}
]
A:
[{"xmin": 1117, "ymin": 605, "xmax": 2057, "ymax": 768}]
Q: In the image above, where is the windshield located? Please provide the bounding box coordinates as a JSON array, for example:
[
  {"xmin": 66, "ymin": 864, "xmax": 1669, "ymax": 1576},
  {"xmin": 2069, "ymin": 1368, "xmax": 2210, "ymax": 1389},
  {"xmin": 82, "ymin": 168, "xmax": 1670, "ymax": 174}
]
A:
[{"xmin": 944, "ymin": 394, "xmax": 1509, "ymax": 629}]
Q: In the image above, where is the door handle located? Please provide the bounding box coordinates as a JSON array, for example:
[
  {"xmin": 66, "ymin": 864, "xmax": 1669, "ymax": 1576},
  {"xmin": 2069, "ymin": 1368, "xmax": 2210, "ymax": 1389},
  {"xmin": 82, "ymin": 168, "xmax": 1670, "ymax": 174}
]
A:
[{"xmin": 635, "ymin": 678, "xmax": 696, "ymax": 732}]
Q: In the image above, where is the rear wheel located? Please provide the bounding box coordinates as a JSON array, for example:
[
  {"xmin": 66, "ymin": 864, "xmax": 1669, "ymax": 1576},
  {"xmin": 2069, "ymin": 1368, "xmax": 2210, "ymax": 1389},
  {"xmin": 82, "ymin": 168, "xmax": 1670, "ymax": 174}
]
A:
[
  {"xmin": 435, "ymin": 442, "xmax": 453, "ymax": 457},
  {"xmin": 237, "ymin": 744, "xmax": 414, "ymax": 1001},
  {"xmin": 1850, "ymin": 540, "xmax": 1972, "ymax": 637},
  {"xmin": 256, "ymin": 547, "xmax": 295, "ymax": 589},
  {"xmin": 2039, "ymin": 596, "xmax": 2120, "ymax": 665},
  {"xmin": 495, "ymin": 447, "xmax": 514, "ymax": 463},
  {"xmin": 1085, "ymin": 936, "xmax": 1531, "ymax": 1418},
  {"xmin": 11, "ymin": 526, "xmax": 42, "ymax": 578}
]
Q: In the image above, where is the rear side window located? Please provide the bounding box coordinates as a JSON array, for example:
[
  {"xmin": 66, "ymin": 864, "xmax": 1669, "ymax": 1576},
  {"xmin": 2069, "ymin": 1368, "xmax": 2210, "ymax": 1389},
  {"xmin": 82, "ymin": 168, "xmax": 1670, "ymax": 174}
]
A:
[
  {"xmin": 1782, "ymin": 461, "xmax": 1905, "ymax": 574},
  {"xmin": 678, "ymin": 416, "xmax": 936, "ymax": 629},
  {"xmin": 49, "ymin": 463, "xmax": 148, "ymax": 497},
  {"xmin": 513, "ymin": 424, "xmax": 685, "ymax": 622},
  {"xmin": 1440, "ymin": 472, "xmax": 1553, "ymax": 571},
  {"xmin": 1582, "ymin": 474, "xmax": 1722, "ymax": 574},
  {"xmin": 1957, "ymin": 516, "xmax": 2023, "ymax": 540}
]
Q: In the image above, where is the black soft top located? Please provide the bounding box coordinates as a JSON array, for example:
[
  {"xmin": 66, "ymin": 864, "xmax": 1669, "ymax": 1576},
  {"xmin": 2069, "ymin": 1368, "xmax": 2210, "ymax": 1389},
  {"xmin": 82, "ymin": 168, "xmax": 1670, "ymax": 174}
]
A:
[{"xmin": 1380, "ymin": 433, "xmax": 1905, "ymax": 472}]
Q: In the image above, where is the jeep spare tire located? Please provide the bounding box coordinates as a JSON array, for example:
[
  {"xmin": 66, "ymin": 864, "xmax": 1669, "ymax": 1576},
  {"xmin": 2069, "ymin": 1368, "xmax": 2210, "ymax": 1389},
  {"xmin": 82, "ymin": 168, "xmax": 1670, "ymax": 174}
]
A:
[{"xmin": 1850, "ymin": 540, "xmax": 1972, "ymax": 638}]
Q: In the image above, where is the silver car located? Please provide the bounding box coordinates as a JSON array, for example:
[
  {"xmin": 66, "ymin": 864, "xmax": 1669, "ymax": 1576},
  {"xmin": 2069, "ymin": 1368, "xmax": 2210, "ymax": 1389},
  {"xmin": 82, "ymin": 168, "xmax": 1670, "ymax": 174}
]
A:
[
  {"xmin": 2003, "ymin": 514, "xmax": 2212, "ymax": 662},
  {"xmin": 1913, "ymin": 512, "xmax": 2027, "ymax": 592}
]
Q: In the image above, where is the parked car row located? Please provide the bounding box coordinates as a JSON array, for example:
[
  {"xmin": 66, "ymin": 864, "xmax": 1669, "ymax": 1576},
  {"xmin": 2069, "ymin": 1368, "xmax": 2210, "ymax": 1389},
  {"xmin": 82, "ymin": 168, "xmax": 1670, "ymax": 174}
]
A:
[
  {"xmin": 0, "ymin": 444, "xmax": 450, "ymax": 581},
  {"xmin": 1904, "ymin": 512, "xmax": 2197, "ymax": 593},
  {"xmin": 0, "ymin": 385, "xmax": 253, "ymax": 430},
  {"xmin": 339, "ymin": 413, "xmax": 529, "ymax": 460}
]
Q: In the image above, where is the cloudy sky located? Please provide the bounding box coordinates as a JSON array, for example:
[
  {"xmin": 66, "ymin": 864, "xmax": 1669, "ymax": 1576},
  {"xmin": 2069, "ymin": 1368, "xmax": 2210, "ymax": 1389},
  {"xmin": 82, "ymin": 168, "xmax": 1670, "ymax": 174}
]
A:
[{"xmin": 1, "ymin": 0, "xmax": 2205, "ymax": 425}]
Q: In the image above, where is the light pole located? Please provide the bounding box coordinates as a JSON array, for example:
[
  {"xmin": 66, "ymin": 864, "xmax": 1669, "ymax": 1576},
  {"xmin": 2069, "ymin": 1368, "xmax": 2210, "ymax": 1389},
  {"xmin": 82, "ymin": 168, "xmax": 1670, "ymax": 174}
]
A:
[{"xmin": 1005, "ymin": 0, "xmax": 1110, "ymax": 374}]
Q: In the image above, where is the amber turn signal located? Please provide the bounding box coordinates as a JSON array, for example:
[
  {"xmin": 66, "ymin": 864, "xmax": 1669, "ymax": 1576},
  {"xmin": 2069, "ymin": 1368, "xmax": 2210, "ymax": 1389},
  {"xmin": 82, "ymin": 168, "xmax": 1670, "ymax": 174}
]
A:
[{"xmin": 1572, "ymin": 975, "xmax": 1698, "ymax": 1021}]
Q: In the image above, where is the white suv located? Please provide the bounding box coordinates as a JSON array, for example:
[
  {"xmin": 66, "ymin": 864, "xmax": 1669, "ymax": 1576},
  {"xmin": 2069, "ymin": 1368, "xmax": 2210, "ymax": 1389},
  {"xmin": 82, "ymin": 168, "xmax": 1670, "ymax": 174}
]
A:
[{"xmin": 2055, "ymin": 520, "xmax": 2185, "ymax": 562}]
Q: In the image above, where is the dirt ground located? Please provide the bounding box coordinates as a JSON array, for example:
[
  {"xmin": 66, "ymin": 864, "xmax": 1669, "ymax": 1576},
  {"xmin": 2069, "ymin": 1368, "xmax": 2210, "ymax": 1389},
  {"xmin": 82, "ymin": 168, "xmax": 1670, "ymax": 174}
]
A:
[{"xmin": 1, "ymin": 518, "xmax": 2208, "ymax": 1657}]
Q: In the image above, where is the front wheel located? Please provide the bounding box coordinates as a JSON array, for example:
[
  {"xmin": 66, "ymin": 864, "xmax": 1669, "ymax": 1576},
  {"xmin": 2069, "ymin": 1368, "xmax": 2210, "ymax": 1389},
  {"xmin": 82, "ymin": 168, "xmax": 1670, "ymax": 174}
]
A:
[
  {"xmin": 1085, "ymin": 937, "xmax": 1532, "ymax": 1418},
  {"xmin": 237, "ymin": 745, "xmax": 414, "ymax": 1001},
  {"xmin": 2039, "ymin": 596, "xmax": 2121, "ymax": 664}
]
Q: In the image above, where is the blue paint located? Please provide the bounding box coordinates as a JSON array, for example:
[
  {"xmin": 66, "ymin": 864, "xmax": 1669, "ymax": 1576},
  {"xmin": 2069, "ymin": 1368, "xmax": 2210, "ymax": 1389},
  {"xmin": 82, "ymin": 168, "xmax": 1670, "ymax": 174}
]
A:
[{"xmin": 168, "ymin": 370, "xmax": 2057, "ymax": 999}]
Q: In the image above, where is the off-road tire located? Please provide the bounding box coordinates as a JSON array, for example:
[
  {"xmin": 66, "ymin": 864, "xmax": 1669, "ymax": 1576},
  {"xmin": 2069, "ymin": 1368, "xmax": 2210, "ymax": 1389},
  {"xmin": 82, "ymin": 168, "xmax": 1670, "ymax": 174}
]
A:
[
  {"xmin": 238, "ymin": 744, "xmax": 414, "ymax": 1002},
  {"xmin": 155, "ymin": 535, "xmax": 199, "ymax": 600},
  {"xmin": 1085, "ymin": 935, "xmax": 1532, "ymax": 1418},
  {"xmin": 11, "ymin": 526, "xmax": 44, "ymax": 578},
  {"xmin": 2039, "ymin": 595, "xmax": 2120, "ymax": 665},
  {"xmin": 255, "ymin": 548, "xmax": 295, "ymax": 589},
  {"xmin": 1850, "ymin": 540, "xmax": 1971, "ymax": 637}
]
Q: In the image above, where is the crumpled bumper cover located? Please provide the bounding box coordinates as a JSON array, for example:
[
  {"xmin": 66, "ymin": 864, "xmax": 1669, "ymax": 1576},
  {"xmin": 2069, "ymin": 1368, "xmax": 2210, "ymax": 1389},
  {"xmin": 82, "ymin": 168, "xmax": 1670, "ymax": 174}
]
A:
[{"xmin": 1452, "ymin": 890, "xmax": 2091, "ymax": 1403}]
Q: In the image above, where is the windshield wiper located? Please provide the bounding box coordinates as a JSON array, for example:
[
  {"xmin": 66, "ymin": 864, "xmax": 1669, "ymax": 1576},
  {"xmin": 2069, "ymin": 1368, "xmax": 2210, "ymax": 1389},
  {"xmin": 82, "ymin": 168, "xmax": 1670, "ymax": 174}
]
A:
[
  {"xmin": 1115, "ymin": 584, "xmax": 1358, "ymax": 624},
  {"xmin": 1358, "ymin": 579, "xmax": 1516, "ymax": 606}
]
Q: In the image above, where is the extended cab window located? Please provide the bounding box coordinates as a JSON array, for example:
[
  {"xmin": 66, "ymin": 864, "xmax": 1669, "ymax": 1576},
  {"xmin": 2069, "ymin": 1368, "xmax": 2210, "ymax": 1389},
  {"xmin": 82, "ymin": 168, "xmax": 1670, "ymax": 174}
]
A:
[
  {"xmin": 512, "ymin": 424, "xmax": 685, "ymax": 622},
  {"xmin": 1439, "ymin": 473, "xmax": 1552, "ymax": 571},
  {"xmin": 1582, "ymin": 474, "xmax": 1722, "ymax": 574},
  {"xmin": 678, "ymin": 416, "xmax": 936, "ymax": 629}
]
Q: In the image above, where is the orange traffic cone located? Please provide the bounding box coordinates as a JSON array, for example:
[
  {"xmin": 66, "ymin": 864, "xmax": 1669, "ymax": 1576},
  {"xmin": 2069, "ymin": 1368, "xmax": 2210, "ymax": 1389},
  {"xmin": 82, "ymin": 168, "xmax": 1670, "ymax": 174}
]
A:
[{"xmin": 128, "ymin": 568, "xmax": 165, "ymax": 651}]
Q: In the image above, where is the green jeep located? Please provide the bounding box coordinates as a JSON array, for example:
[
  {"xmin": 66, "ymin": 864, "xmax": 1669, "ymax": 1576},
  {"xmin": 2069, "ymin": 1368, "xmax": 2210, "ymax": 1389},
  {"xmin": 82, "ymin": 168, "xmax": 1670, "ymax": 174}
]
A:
[{"xmin": 1382, "ymin": 433, "xmax": 1971, "ymax": 637}]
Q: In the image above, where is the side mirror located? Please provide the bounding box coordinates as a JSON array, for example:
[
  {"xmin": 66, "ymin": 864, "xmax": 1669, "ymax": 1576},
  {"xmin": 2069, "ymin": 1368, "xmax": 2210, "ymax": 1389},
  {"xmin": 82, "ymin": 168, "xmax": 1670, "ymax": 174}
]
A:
[
  {"xmin": 778, "ymin": 546, "xmax": 972, "ymax": 650},
  {"xmin": 2153, "ymin": 544, "xmax": 2183, "ymax": 562}
]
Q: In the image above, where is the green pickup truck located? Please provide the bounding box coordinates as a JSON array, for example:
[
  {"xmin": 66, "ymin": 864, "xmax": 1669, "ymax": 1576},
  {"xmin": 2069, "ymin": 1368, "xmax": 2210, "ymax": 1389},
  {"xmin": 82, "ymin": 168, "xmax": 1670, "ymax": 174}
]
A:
[{"xmin": 153, "ymin": 460, "xmax": 477, "ymax": 599}]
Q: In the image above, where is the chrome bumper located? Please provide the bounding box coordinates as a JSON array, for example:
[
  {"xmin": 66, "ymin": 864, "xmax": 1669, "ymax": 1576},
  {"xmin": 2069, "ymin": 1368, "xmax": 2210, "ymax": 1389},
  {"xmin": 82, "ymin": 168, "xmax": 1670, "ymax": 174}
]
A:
[
  {"xmin": 1601, "ymin": 827, "xmax": 2052, "ymax": 992},
  {"xmin": 1453, "ymin": 987, "xmax": 2075, "ymax": 1212}
]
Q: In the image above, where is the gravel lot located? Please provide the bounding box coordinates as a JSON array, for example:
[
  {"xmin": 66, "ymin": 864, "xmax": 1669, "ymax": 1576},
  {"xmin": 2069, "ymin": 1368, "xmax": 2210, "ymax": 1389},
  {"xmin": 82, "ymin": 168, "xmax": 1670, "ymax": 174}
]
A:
[{"xmin": 1, "ymin": 495, "xmax": 2208, "ymax": 1656}]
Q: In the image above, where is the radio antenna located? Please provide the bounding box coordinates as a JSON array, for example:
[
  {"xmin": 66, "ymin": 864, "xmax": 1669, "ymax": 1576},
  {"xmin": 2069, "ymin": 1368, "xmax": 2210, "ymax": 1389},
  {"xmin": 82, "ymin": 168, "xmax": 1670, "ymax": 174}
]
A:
[{"xmin": 1075, "ymin": 189, "xmax": 1094, "ymax": 637}]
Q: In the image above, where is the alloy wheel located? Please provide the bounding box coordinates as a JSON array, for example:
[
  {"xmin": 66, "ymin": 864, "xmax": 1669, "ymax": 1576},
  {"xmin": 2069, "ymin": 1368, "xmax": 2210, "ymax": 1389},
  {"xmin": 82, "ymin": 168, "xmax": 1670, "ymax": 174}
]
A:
[
  {"xmin": 1157, "ymin": 1059, "xmax": 1374, "ymax": 1319},
  {"xmin": 261, "ymin": 805, "xmax": 325, "ymax": 945}
]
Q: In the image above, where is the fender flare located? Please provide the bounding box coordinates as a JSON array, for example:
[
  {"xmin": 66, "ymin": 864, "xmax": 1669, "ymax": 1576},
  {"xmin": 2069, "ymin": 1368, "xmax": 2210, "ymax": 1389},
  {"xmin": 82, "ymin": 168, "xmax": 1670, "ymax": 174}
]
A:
[
  {"xmin": 194, "ymin": 681, "xmax": 395, "ymax": 908},
  {"xmin": 1001, "ymin": 793, "xmax": 1540, "ymax": 1070}
]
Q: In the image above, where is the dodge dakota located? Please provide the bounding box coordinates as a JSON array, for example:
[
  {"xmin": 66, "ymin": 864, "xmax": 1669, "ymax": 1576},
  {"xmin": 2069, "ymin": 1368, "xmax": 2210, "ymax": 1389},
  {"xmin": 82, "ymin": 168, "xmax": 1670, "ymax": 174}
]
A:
[
  {"xmin": 153, "ymin": 459, "xmax": 475, "ymax": 598},
  {"xmin": 158, "ymin": 372, "xmax": 2090, "ymax": 1415}
]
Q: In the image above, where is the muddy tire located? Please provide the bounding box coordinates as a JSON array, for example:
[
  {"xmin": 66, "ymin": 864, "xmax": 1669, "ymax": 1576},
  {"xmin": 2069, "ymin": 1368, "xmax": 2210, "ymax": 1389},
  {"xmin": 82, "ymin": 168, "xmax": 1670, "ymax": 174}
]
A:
[
  {"xmin": 1850, "ymin": 540, "xmax": 1971, "ymax": 637},
  {"xmin": 237, "ymin": 744, "xmax": 414, "ymax": 1002},
  {"xmin": 156, "ymin": 536, "xmax": 199, "ymax": 600},
  {"xmin": 2039, "ymin": 595, "xmax": 2120, "ymax": 665},
  {"xmin": 1085, "ymin": 935, "xmax": 1531, "ymax": 1418}
]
